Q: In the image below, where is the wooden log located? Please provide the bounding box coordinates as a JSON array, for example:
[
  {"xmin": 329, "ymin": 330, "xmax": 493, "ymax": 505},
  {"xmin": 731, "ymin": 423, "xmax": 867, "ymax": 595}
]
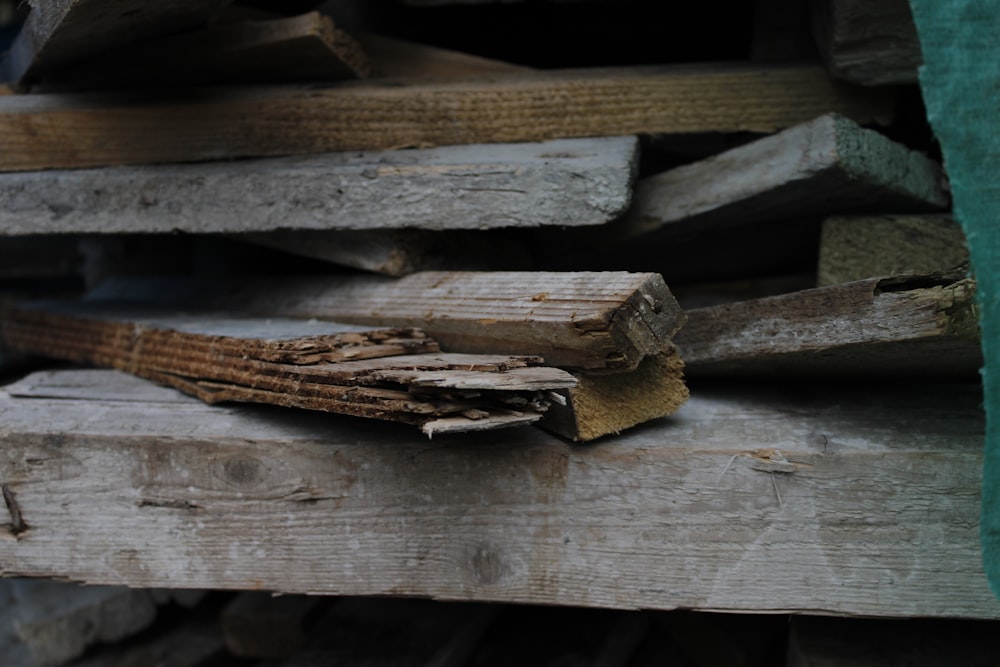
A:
[
  {"xmin": 811, "ymin": 0, "xmax": 922, "ymax": 86},
  {"xmin": 0, "ymin": 64, "xmax": 893, "ymax": 172},
  {"xmin": 619, "ymin": 113, "xmax": 948, "ymax": 240},
  {"xmin": 222, "ymin": 592, "xmax": 321, "ymax": 659},
  {"xmin": 541, "ymin": 347, "xmax": 688, "ymax": 442},
  {"xmin": 35, "ymin": 11, "xmax": 370, "ymax": 90},
  {"xmin": 3, "ymin": 0, "xmax": 233, "ymax": 86},
  {"xmin": 235, "ymin": 229, "xmax": 534, "ymax": 276},
  {"xmin": 0, "ymin": 579, "xmax": 157, "ymax": 667},
  {"xmin": 674, "ymin": 275, "xmax": 981, "ymax": 377},
  {"xmin": 0, "ymin": 137, "xmax": 639, "ymax": 235},
  {"xmin": 1, "ymin": 369, "xmax": 997, "ymax": 618},
  {"xmin": 817, "ymin": 214, "xmax": 968, "ymax": 286}
]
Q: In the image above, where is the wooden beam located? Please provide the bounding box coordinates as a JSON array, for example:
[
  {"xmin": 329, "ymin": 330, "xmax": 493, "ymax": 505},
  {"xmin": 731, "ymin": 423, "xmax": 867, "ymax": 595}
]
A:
[
  {"xmin": 675, "ymin": 275, "xmax": 981, "ymax": 377},
  {"xmin": 35, "ymin": 11, "xmax": 370, "ymax": 90},
  {"xmin": 0, "ymin": 64, "xmax": 893, "ymax": 172},
  {"xmin": 3, "ymin": 0, "xmax": 233, "ymax": 86},
  {"xmin": 0, "ymin": 369, "xmax": 996, "ymax": 618},
  {"xmin": 811, "ymin": 0, "xmax": 922, "ymax": 86},
  {"xmin": 0, "ymin": 137, "xmax": 639, "ymax": 234},
  {"xmin": 817, "ymin": 214, "xmax": 968, "ymax": 286},
  {"xmin": 620, "ymin": 113, "xmax": 948, "ymax": 239}
]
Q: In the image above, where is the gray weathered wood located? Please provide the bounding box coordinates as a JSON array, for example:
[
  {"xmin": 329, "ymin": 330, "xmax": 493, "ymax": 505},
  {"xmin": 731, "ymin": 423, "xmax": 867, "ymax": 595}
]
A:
[
  {"xmin": 620, "ymin": 114, "xmax": 948, "ymax": 239},
  {"xmin": 3, "ymin": 0, "xmax": 233, "ymax": 86},
  {"xmin": 675, "ymin": 276, "xmax": 981, "ymax": 377},
  {"xmin": 0, "ymin": 137, "xmax": 637, "ymax": 235},
  {"xmin": 1, "ymin": 369, "xmax": 997, "ymax": 619},
  {"xmin": 817, "ymin": 214, "xmax": 969, "ymax": 286},
  {"xmin": 0, "ymin": 65, "xmax": 893, "ymax": 172},
  {"xmin": 811, "ymin": 0, "xmax": 922, "ymax": 86},
  {"xmin": 0, "ymin": 579, "xmax": 157, "ymax": 667}
]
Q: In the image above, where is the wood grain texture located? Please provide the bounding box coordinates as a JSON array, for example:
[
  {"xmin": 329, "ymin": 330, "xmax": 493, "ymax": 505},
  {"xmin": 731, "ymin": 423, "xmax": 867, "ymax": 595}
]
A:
[
  {"xmin": 811, "ymin": 0, "xmax": 921, "ymax": 86},
  {"xmin": 0, "ymin": 137, "xmax": 639, "ymax": 234},
  {"xmin": 817, "ymin": 214, "xmax": 968, "ymax": 286},
  {"xmin": 621, "ymin": 113, "xmax": 948, "ymax": 239},
  {"xmin": 4, "ymin": 0, "xmax": 233, "ymax": 86},
  {"xmin": 0, "ymin": 64, "xmax": 893, "ymax": 172},
  {"xmin": 675, "ymin": 276, "xmax": 981, "ymax": 377},
  {"xmin": 0, "ymin": 369, "xmax": 996, "ymax": 618}
]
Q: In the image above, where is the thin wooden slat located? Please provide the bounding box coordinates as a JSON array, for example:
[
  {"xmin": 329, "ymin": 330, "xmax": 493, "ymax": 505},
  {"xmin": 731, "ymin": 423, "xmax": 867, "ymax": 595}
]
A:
[
  {"xmin": 0, "ymin": 137, "xmax": 639, "ymax": 234},
  {"xmin": 1, "ymin": 369, "xmax": 996, "ymax": 618},
  {"xmin": 0, "ymin": 64, "xmax": 893, "ymax": 172},
  {"xmin": 674, "ymin": 275, "xmax": 981, "ymax": 377}
]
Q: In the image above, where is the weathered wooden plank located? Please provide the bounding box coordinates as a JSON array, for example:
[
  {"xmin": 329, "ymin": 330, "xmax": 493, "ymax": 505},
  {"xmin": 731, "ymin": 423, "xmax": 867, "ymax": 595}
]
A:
[
  {"xmin": 675, "ymin": 275, "xmax": 981, "ymax": 377},
  {"xmin": 1, "ymin": 369, "xmax": 996, "ymax": 618},
  {"xmin": 817, "ymin": 214, "xmax": 968, "ymax": 286},
  {"xmin": 0, "ymin": 579, "xmax": 157, "ymax": 667},
  {"xmin": 0, "ymin": 137, "xmax": 638, "ymax": 234},
  {"xmin": 620, "ymin": 113, "xmax": 948, "ymax": 239},
  {"xmin": 811, "ymin": 0, "xmax": 921, "ymax": 86},
  {"xmin": 0, "ymin": 64, "xmax": 893, "ymax": 172},
  {"xmin": 3, "ymin": 0, "xmax": 233, "ymax": 86},
  {"xmin": 222, "ymin": 592, "xmax": 321, "ymax": 659},
  {"xmin": 37, "ymin": 11, "xmax": 369, "ymax": 90},
  {"xmin": 541, "ymin": 348, "xmax": 688, "ymax": 442}
]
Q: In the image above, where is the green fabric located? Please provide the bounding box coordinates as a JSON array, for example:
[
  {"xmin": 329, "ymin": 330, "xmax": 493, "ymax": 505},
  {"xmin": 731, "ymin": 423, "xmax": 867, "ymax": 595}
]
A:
[{"xmin": 908, "ymin": 0, "xmax": 1000, "ymax": 597}]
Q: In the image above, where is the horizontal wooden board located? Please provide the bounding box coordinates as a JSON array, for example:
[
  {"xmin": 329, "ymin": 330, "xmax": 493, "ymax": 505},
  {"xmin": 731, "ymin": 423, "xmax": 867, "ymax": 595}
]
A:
[
  {"xmin": 0, "ymin": 64, "xmax": 893, "ymax": 172},
  {"xmin": 0, "ymin": 137, "xmax": 639, "ymax": 234},
  {"xmin": 675, "ymin": 275, "xmax": 981, "ymax": 377},
  {"xmin": 0, "ymin": 369, "xmax": 996, "ymax": 618}
]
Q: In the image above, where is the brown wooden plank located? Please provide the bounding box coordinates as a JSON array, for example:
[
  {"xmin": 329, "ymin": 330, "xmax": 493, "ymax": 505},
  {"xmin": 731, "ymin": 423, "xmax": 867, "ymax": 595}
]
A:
[
  {"xmin": 674, "ymin": 275, "xmax": 981, "ymax": 377},
  {"xmin": 1, "ymin": 369, "xmax": 995, "ymax": 618},
  {"xmin": 0, "ymin": 64, "xmax": 893, "ymax": 172}
]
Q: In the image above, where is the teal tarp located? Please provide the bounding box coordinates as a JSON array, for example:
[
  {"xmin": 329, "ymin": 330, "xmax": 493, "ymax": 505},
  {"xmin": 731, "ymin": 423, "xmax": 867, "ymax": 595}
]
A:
[{"xmin": 909, "ymin": 0, "xmax": 1000, "ymax": 597}]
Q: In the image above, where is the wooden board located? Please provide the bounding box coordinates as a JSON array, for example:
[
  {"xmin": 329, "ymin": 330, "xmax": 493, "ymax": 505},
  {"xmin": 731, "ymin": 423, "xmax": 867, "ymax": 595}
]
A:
[
  {"xmin": 818, "ymin": 214, "xmax": 969, "ymax": 286},
  {"xmin": 0, "ymin": 137, "xmax": 639, "ymax": 234},
  {"xmin": 35, "ymin": 11, "xmax": 370, "ymax": 90},
  {"xmin": 619, "ymin": 113, "xmax": 948, "ymax": 239},
  {"xmin": 1, "ymin": 369, "xmax": 997, "ymax": 618},
  {"xmin": 3, "ymin": 0, "xmax": 233, "ymax": 86},
  {"xmin": 90, "ymin": 272, "xmax": 685, "ymax": 371},
  {"xmin": 0, "ymin": 64, "xmax": 893, "ymax": 172},
  {"xmin": 811, "ymin": 0, "xmax": 921, "ymax": 86},
  {"xmin": 674, "ymin": 275, "xmax": 981, "ymax": 377}
]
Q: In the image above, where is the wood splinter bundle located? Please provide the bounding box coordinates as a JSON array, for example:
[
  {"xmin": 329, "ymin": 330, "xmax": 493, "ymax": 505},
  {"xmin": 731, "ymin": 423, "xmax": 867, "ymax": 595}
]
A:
[{"xmin": 0, "ymin": 301, "xmax": 577, "ymax": 436}]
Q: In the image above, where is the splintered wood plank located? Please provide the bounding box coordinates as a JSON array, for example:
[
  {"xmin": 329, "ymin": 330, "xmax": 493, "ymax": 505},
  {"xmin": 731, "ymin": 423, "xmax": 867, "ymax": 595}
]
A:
[
  {"xmin": 0, "ymin": 303, "xmax": 576, "ymax": 433},
  {"xmin": 817, "ymin": 214, "xmax": 968, "ymax": 286},
  {"xmin": 675, "ymin": 276, "xmax": 981, "ymax": 377},
  {"xmin": 541, "ymin": 348, "xmax": 689, "ymax": 442},
  {"xmin": 137, "ymin": 271, "xmax": 686, "ymax": 371},
  {"xmin": 0, "ymin": 64, "xmax": 893, "ymax": 172},
  {"xmin": 3, "ymin": 0, "xmax": 234, "ymax": 86},
  {"xmin": 37, "ymin": 11, "xmax": 370, "ymax": 90},
  {"xmin": 620, "ymin": 113, "xmax": 948, "ymax": 239},
  {"xmin": 811, "ymin": 0, "xmax": 921, "ymax": 86},
  {"xmin": 0, "ymin": 137, "xmax": 639, "ymax": 234},
  {"xmin": 236, "ymin": 229, "xmax": 533, "ymax": 276},
  {"xmin": 1, "ymin": 369, "xmax": 996, "ymax": 618}
]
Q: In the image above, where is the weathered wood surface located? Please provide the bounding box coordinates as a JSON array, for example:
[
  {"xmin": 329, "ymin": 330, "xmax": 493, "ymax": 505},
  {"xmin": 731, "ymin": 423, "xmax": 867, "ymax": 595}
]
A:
[
  {"xmin": 817, "ymin": 214, "xmax": 968, "ymax": 286},
  {"xmin": 620, "ymin": 113, "xmax": 948, "ymax": 239},
  {"xmin": 3, "ymin": 0, "xmax": 233, "ymax": 86},
  {"xmin": 1, "ymin": 369, "xmax": 997, "ymax": 619},
  {"xmin": 91, "ymin": 272, "xmax": 685, "ymax": 371},
  {"xmin": 0, "ymin": 64, "xmax": 893, "ymax": 172},
  {"xmin": 237, "ymin": 229, "xmax": 533, "ymax": 276},
  {"xmin": 675, "ymin": 276, "xmax": 981, "ymax": 377},
  {"xmin": 0, "ymin": 578, "xmax": 157, "ymax": 667},
  {"xmin": 223, "ymin": 592, "xmax": 320, "ymax": 659},
  {"xmin": 811, "ymin": 0, "xmax": 921, "ymax": 86},
  {"xmin": 1, "ymin": 303, "xmax": 576, "ymax": 434},
  {"xmin": 0, "ymin": 137, "xmax": 639, "ymax": 234},
  {"xmin": 37, "ymin": 11, "xmax": 370, "ymax": 90},
  {"xmin": 541, "ymin": 348, "xmax": 688, "ymax": 442}
]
